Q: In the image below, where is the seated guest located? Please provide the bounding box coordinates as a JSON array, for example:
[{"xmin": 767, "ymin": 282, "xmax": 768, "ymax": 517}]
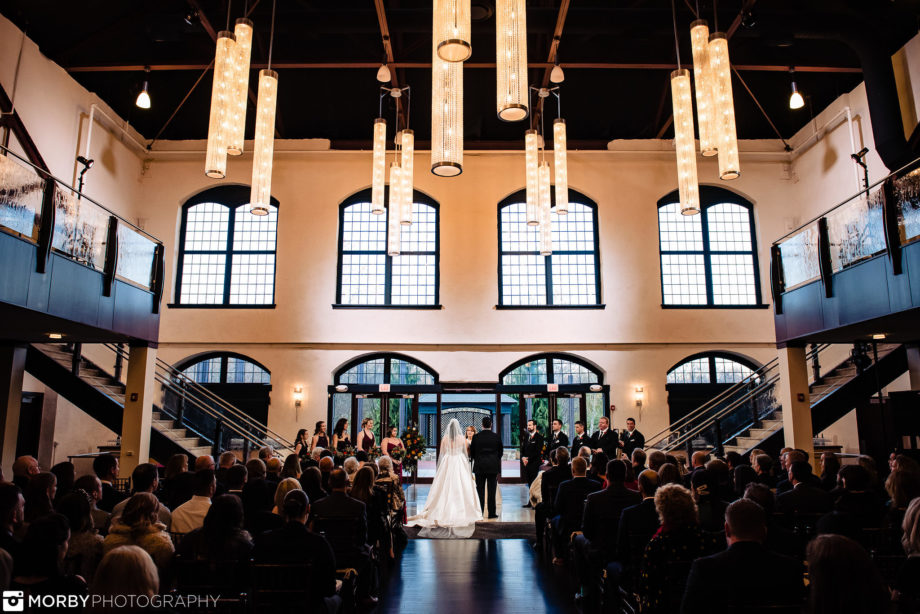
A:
[
  {"xmin": 690, "ymin": 469, "xmax": 727, "ymax": 532},
  {"xmin": 724, "ymin": 451, "xmax": 743, "ymax": 473},
  {"xmin": 587, "ymin": 452, "xmax": 608, "ymax": 486},
  {"xmin": 50, "ymin": 462, "xmax": 75, "ymax": 506},
  {"xmin": 624, "ymin": 460, "xmax": 639, "ymax": 492},
  {"xmin": 374, "ymin": 457, "xmax": 405, "ymax": 524},
  {"xmin": 301, "ymin": 467, "xmax": 328, "ymax": 506},
  {"xmin": 161, "ymin": 454, "xmax": 195, "ymax": 511},
  {"xmin": 535, "ymin": 448, "xmax": 571, "ymax": 550},
  {"xmin": 110, "ymin": 463, "xmax": 171, "ymax": 529},
  {"xmin": 225, "ymin": 464, "xmax": 247, "ymax": 497},
  {"xmin": 10, "ymin": 514, "xmax": 87, "ymax": 601},
  {"xmin": 242, "ymin": 465, "xmax": 279, "ymax": 536},
  {"xmin": 103, "ymin": 493, "xmax": 174, "ymax": 577},
  {"xmin": 572, "ymin": 460, "xmax": 640, "ymax": 605},
  {"xmin": 743, "ymin": 483, "xmax": 799, "ymax": 558},
  {"xmin": 215, "ymin": 451, "xmax": 237, "ymax": 488},
  {"xmin": 272, "ymin": 478, "xmax": 302, "ymax": 516},
  {"xmin": 819, "ymin": 452, "xmax": 840, "ymax": 491},
  {"xmin": 776, "ymin": 449, "xmax": 820, "ymax": 494},
  {"xmin": 732, "ymin": 464, "xmax": 757, "ymax": 499},
  {"xmin": 658, "ymin": 463, "xmax": 682, "ymax": 487},
  {"xmin": 753, "ymin": 454, "xmax": 776, "ymax": 488},
  {"xmin": 319, "ymin": 457, "xmax": 334, "ymax": 492},
  {"xmin": 0, "ymin": 548, "xmax": 10, "ymax": 590},
  {"xmin": 885, "ymin": 467, "xmax": 920, "ymax": 530},
  {"xmin": 0, "ymin": 484, "xmax": 24, "ymax": 557},
  {"xmin": 350, "ymin": 467, "xmax": 386, "ymax": 550},
  {"xmin": 806, "ymin": 534, "xmax": 890, "ymax": 614},
  {"xmin": 281, "ymin": 454, "xmax": 302, "ymax": 480},
  {"xmin": 74, "ymin": 476, "xmax": 110, "ymax": 536},
  {"xmin": 265, "ymin": 457, "xmax": 283, "ymax": 486},
  {"xmin": 194, "ymin": 455, "xmax": 215, "ymax": 472},
  {"xmin": 638, "ymin": 484, "xmax": 720, "ymax": 614},
  {"xmin": 12, "ymin": 456, "xmax": 39, "ymax": 492},
  {"xmin": 253, "ymin": 490, "xmax": 339, "ymax": 612},
  {"xmin": 683, "ymin": 451, "xmax": 709, "ymax": 487},
  {"xmin": 92, "ymin": 454, "xmax": 125, "ymax": 513},
  {"xmin": 681, "ymin": 499, "xmax": 805, "ymax": 614},
  {"xmin": 170, "ymin": 469, "xmax": 216, "ymax": 534},
  {"xmin": 310, "ymin": 469, "xmax": 368, "ymax": 569},
  {"xmin": 56, "ymin": 491, "xmax": 104, "ymax": 583},
  {"xmin": 832, "ymin": 465, "xmax": 885, "ymax": 528},
  {"xmin": 551, "ymin": 456, "xmax": 602, "ymax": 564},
  {"xmin": 893, "ymin": 498, "xmax": 920, "ymax": 612},
  {"xmin": 304, "ymin": 447, "xmax": 323, "ymax": 471},
  {"xmin": 616, "ymin": 470, "xmax": 661, "ymax": 571},
  {"xmin": 343, "ymin": 457, "xmax": 360, "ymax": 486},
  {"xmin": 88, "ymin": 545, "xmax": 158, "ymax": 612},
  {"xmin": 176, "ymin": 495, "xmax": 253, "ymax": 588},
  {"xmin": 776, "ymin": 461, "xmax": 832, "ymax": 516},
  {"xmin": 631, "ymin": 449, "xmax": 647, "ymax": 473},
  {"xmin": 704, "ymin": 459, "xmax": 732, "ymax": 499},
  {"xmin": 23, "ymin": 472, "xmax": 56, "ymax": 522},
  {"xmin": 258, "ymin": 447, "xmax": 274, "ymax": 464},
  {"xmin": 647, "ymin": 450, "xmax": 667, "ymax": 472}
]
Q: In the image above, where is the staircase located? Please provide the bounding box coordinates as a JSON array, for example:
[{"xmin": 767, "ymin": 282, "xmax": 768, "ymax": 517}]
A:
[
  {"xmin": 25, "ymin": 343, "xmax": 293, "ymax": 462},
  {"xmin": 647, "ymin": 343, "xmax": 908, "ymax": 457}
]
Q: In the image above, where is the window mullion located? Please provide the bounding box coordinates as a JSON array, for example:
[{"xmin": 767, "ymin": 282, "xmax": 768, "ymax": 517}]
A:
[
  {"xmin": 701, "ymin": 206, "xmax": 714, "ymax": 305},
  {"xmin": 223, "ymin": 206, "xmax": 236, "ymax": 305},
  {"xmin": 544, "ymin": 254, "xmax": 554, "ymax": 305}
]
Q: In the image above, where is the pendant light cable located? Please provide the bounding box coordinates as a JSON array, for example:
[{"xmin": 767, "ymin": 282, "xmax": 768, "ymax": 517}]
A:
[
  {"xmin": 226, "ymin": 0, "xmax": 233, "ymax": 30},
  {"xmin": 671, "ymin": 0, "xmax": 681, "ymax": 68},
  {"xmin": 267, "ymin": 0, "xmax": 277, "ymax": 70}
]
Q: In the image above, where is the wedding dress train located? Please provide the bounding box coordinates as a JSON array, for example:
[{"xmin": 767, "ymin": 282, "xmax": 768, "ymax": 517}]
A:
[{"xmin": 409, "ymin": 419, "xmax": 483, "ymax": 538}]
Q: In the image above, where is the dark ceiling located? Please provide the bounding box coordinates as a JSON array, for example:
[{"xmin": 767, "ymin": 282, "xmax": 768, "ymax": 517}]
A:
[{"xmin": 2, "ymin": 0, "xmax": 919, "ymax": 149}]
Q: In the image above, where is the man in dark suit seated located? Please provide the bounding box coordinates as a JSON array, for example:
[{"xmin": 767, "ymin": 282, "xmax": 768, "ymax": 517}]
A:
[
  {"xmin": 631, "ymin": 449, "xmax": 647, "ymax": 476},
  {"xmin": 572, "ymin": 460, "xmax": 641, "ymax": 606},
  {"xmin": 832, "ymin": 464, "xmax": 885, "ymax": 528},
  {"xmin": 752, "ymin": 453, "xmax": 777, "ymax": 488},
  {"xmin": 11, "ymin": 456, "xmax": 38, "ymax": 493},
  {"xmin": 614, "ymin": 469, "xmax": 660, "ymax": 591},
  {"xmin": 0, "ymin": 483, "xmax": 23, "ymax": 559},
  {"xmin": 548, "ymin": 419, "xmax": 569, "ymax": 455},
  {"xmin": 591, "ymin": 416, "xmax": 618, "ymax": 458},
  {"xmin": 253, "ymin": 489, "xmax": 340, "ymax": 612},
  {"xmin": 551, "ymin": 456, "xmax": 601, "ymax": 564},
  {"xmin": 776, "ymin": 461, "xmax": 833, "ymax": 516},
  {"xmin": 535, "ymin": 447, "xmax": 572, "ymax": 549},
  {"xmin": 681, "ymin": 499, "xmax": 805, "ymax": 614},
  {"xmin": 775, "ymin": 449, "xmax": 821, "ymax": 494},
  {"xmin": 93, "ymin": 453, "xmax": 127, "ymax": 512},
  {"xmin": 683, "ymin": 451, "xmax": 709, "ymax": 488},
  {"xmin": 570, "ymin": 421, "xmax": 590, "ymax": 459}
]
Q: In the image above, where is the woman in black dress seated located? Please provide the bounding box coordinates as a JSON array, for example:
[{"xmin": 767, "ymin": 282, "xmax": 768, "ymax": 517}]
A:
[{"xmin": 332, "ymin": 418, "xmax": 351, "ymax": 452}]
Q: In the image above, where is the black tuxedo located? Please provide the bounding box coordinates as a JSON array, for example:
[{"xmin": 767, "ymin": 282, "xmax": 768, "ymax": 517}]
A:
[
  {"xmin": 310, "ymin": 492, "xmax": 368, "ymax": 568},
  {"xmin": 776, "ymin": 483, "xmax": 833, "ymax": 516},
  {"xmin": 470, "ymin": 428, "xmax": 503, "ymax": 517},
  {"xmin": 582, "ymin": 485, "xmax": 641, "ymax": 558},
  {"xmin": 540, "ymin": 464, "xmax": 573, "ymax": 513},
  {"xmin": 99, "ymin": 482, "xmax": 127, "ymax": 513},
  {"xmin": 681, "ymin": 541, "xmax": 805, "ymax": 614},
  {"xmin": 616, "ymin": 498, "xmax": 660, "ymax": 566},
  {"xmin": 619, "ymin": 428, "xmax": 645, "ymax": 459},
  {"xmin": 521, "ymin": 431, "xmax": 545, "ymax": 486},
  {"xmin": 548, "ymin": 430, "xmax": 569, "ymax": 454},
  {"xmin": 591, "ymin": 429, "xmax": 618, "ymax": 457},
  {"xmin": 570, "ymin": 433, "xmax": 590, "ymax": 458},
  {"xmin": 553, "ymin": 476, "xmax": 602, "ymax": 530}
]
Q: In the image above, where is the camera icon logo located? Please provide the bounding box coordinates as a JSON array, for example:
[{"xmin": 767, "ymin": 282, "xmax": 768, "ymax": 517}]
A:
[{"xmin": 1, "ymin": 591, "xmax": 23, "ymax": 612}]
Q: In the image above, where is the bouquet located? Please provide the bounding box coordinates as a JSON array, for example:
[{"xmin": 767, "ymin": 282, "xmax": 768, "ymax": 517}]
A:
[
  {"xmin": 389, "ymin": 446, "xmax": 406, "ymax": 463},
  {"xmin": 367, "ymin": 445, "xmax": 384, "ymax": 461},
  {"xmin": 400, "ymin": 426, "xmax": 426, "ymax": 470},
  {"xmin": 334, "ymin": 444, "xmax": 356, "ymax": 464}
]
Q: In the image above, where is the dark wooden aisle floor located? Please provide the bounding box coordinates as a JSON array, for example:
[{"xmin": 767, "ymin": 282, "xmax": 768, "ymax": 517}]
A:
[{"xmin": 374, "ymin": 539, "xmax": 578, "ymax": 614}]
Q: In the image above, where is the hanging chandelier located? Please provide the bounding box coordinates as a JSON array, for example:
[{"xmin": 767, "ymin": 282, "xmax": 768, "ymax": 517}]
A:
[
  {"xmin": 524, "ymin": 129, "xmax": 541, "ymax": 226},
  {"xmin": 431, "ymin": 37, "xmax": 463, "ymax": 176},
  {"xmin": 387, "ymin": 163, "xmax": 403, "ymax": 256},
  {"xmin": 538, "ymin": 160, "xmax": 553, "ymax": 256},
  {"xmin": 226, "ymin": 18, "xmax": 253, "ymax": 156},
  {"xmin": 434, "ymin": 0, "xmax": 471, "ymax": 62},
  {"xmin": 249, "ymin": 0, "xmax": 279, "ymax": 215},
  {"xmin": 399, "ymin": 129, "xmax": 415, "ymax": 225},
  {"xmin": 709, "ymin": 32, "xmax": 740, "ymax": 180},
  {"xmin": 371, "ymin": 118, "xmax": 387, "ymax": 214},
  {"xmin": 672, "ymin": 69, "xmax": 701, "ymax": 215},
  {"xmin": 205, "ymin": 30, "xmax": 237, "ymax": 179},
  {"xmin": 496, "ymin": 0, "xmax": 528, "ymax": 121},
  {"xmin": 553, "ymin": 118, "xmax": 568, "ymax": 215},
  {"xmin": 689, "ymin": 20, "xmax": 717, "ymax": 157}
]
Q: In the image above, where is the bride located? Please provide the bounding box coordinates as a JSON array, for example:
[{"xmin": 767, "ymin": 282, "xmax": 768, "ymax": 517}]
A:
[{"xmin": 408, "ymin": 419, "xmax": 482, "ymax": 538}]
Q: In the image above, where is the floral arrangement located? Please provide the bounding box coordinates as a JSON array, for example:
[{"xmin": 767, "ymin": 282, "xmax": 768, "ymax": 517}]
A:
[
  {"xmin": 367, "ymin": 445, "xmax": 384, "ymax": 461},
  {"xmin": 388, "ymin": 446, "xmax": 405, "ymax": 463},
  {"xmin": 333, "ymin": 444, "xmax": 356, "ymax": 464},
  {"xmin": 400, "ymin": 426, "xmax": 426, "ymax": 470}
]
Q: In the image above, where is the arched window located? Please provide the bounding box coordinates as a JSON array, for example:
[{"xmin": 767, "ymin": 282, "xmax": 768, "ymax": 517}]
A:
[
  {"xmin": 178, "ymin": 352, "xmax": 271, "ymax": 384},
  {"xmin": 175, "ymin": 185, "xmax": 279, "ymax": 306},
  {"xmin": 335, "ymin": 189, "xmax": 439, "ymax": 307},
  {"xmin": 500, "ymin": 354, "xmax": 602, "ymax": 386},
  {"xmin": 657, "ymin": 186, "xmax": 762, "ymax": 307},
  {"xmin": 666, "ymin": 352, "xmax": 759, "ymax": 384},
  {"xmin": 498, "ymin": 189, "xmax": 602, "ymax": 307},
  {"xmin": 334, "ymin": 353, "xmax": 437, "ymax": 386}
]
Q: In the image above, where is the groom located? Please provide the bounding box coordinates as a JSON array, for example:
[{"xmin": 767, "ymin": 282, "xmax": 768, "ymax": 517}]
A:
[{"xmin": 470, "ymin": 416, "xmax": 502, "ymax": 520}]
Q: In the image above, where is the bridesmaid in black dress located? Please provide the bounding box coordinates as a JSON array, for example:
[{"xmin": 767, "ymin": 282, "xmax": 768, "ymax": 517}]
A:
[
  {"xmin": 358, "ymin": 417, "xmax": 376, "ymax": 453},
  {"xmin": 332, "ymin": 418, "xmax": 351, "ymax": 452},
  {"xmin": 293, "ymin": 429, "xmax": 310, "ymax": 461},
  {"xmin": 310, "ymin": 420, "xmax": 329, "ymax": 451}
]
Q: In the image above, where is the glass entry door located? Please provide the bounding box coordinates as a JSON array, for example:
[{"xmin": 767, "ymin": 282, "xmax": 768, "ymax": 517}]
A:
[{"xmin": 554, "ymin": 393, "xmax": 584, "ymax": 444}]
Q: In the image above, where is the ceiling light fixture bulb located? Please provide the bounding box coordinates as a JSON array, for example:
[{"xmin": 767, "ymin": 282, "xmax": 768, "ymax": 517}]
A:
[
  {"xmin": 550, "ymin": 63, "xmax": 564, "ymax": 84},
  {"xmin": 136, "ymin": 81, "xmax": 151, "ymax": 109},
  {"xmin": 377, "ymin": 63, "xmax": 391, "ymax": 83},
  {"xmin": 789, "ymin": 81, "xmax": 804, "ymax": 110}
]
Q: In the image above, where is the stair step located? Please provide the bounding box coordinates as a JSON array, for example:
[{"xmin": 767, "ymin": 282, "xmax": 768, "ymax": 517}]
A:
[
  {"xmin": 152, "ymin": 419, "xmax": 175, "ymax": 429},
  {"xmin": 189, "ymin": 446, "xmax": 213, "ymax": 456},
  {"xmin": 735, "ymin": 436, "xmax": 762, "ymax": 448},
  {"xmin": 172, "ymin": 437, "xmax": 202, "ymax": 448},
  {"xmin": 761, "ymin": 419, "xmax": 783, "ymax": 429},
  {"xmin": 723, "ymin": 445, "xmax": 745, "ymax": 455},
  {"xmin": 748, "ymin": 427, "xmax": 781, "ymax": 439}
]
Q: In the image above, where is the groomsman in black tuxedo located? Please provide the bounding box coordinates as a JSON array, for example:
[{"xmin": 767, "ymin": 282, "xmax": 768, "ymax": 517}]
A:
[
  {"xmin": 521, "ymin": 420, "xmax": 545, "ymax": 503},
  {"xmin": 570, "ymin": 421, "xmax": 590, "ymax": 458},
  {"xmin": 548, "ymin": 419, "xmax": 569, "ymax": 454},
  {"xmin": 618, "ymin": 417, "xmax": 645, "ymax": 460},
  {"xmin": 591, "ymin": 416, "xmax": 618, "ymax": 458}
]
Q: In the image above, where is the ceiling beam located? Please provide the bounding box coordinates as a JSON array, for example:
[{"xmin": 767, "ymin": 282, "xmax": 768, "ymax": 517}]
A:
[
  {"xmin": 65, "ymin": 62, "xmax": 862, "ymax": 74},
  {"xmin": 373, "ymin": 0, "xmax": 405, "ymax": 131}
]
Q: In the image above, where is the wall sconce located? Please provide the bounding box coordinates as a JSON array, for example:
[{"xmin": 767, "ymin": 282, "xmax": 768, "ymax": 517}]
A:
[
  {"xmin": 293, "ymin": 386, "xmax": 303, "ymax": 407},
  {"xmin": 634, "ymin": 386, "xmax": 644, "ymax": 408}
]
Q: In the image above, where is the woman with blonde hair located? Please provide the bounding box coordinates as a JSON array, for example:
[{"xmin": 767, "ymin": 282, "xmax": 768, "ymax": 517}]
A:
[
  {"xmin": 102, "ymin": 493, "xmax": 174, "ymax": 577},
  {"xmin": 894, "ymin": 498, "xmax": 920, "ymax": 611},
  {"xmin": 357, "ymin": 417, "xmax": 376, "ymax": 453},
  {"xmin": 271, "ymin": 478, "xmax": 302, "ymax": 515},
  {"xmin": 90, "ymin": 545, "xmax": 158, "ymax": 600}
]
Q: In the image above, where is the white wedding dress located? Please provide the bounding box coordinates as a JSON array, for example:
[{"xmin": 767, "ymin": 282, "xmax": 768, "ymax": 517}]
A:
[{"xmin": 409, "ymin": 419, "xmax": 482, "ymax": 538}]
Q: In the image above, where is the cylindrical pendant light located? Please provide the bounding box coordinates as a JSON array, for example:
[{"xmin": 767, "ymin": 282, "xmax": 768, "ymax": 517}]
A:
[
  {"xmin": 709, "ymin": 32, "xmax": 740, "ymax": 180},
  {"xmin": 387, "ymin": 163, "xmax": 403, "ymax": 256},
  {"xmin": 538, "ymin": 160, "xmax": 553, "ymax": 256},
  {"xmin": 525, "ymin": 129, "xmax": 540, "ymax": 226},
  {"xmin": 434, "ymin": 0, "xmax": 471, "ymax": 63},
  {"xmin": 431, "ymin": 38, "xmax": 463, "ymax": 176},
  {"xmin": 553, "ymin": 118, "xmax": 569, "ymax": 215},
  {"xmin": 495, "ymin": 0, "xmax": 528, "ymax": 121},
  {"xmin": 689, "ymin": 20, "xmax": 717, "ymax": 157},
  {"xmin": 399, "ymin": 129, "xmax": 415, "ymax": 225},
  {"xmin": 671, "ymin": 69, "xmax": 701, "ymax": 215},
  {"xmin": 226, "ymin": 18, "xmax": 253, "ymax": 156},
  {"xmin": 205, "ymin": 30, "xmax": 237, "ymax": 179},
  {"xmin": 371, "ymin": 118, "xmax": 387, "ymax": 214},
  {"xmin": 249, "ymin": 69, "xmax": 278, "ymax": 215}
]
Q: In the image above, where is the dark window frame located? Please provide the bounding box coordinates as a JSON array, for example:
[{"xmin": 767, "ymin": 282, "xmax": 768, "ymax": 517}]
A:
[
  {"xmin": 332, "ymin": 352, "xmax": 440, "ymax": 388},
  {"xmin": 656, "ymin": 185, "xmax": 767, "ymax": 309},
  {"xmin": 666, "ymin": 350, "xmax": 762, "ymax": 384},
  {"xmin": 173, "ymin": 185, "xmax": 280, "ymax": 307},
  {"xmin": 333, "ymin": 188, "xmax": 441, "ymax": 309},
  {"xmin": 496, "ymin": 188, "xmax": 603, "ymax": 308},
  {"xmin": 174, "ymin": 351, "xmax": 272, "ymax": 384}
]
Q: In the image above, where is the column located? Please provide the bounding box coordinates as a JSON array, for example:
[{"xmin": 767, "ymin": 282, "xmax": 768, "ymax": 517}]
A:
[
  {"xmin": 36, "ymin": 387, "xmax": 58, "ymax": 470},
  {"xmin": 906, "ymin": 344, "xmax": 920, "ymax": 390},
  {"xmin": 0, "ymin": 345, "xmax": 26, "ymax": 473},
  {"xmin": 777, "ymin": 345, "xmax": 815, "ymax": 466},
  {"xmin": 121, "ymin": 344, "xmax": 157, "ymax": 477}
]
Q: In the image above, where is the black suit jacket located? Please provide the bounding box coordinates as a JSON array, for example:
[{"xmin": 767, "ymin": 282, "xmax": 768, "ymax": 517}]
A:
[
  {"xmin": 680, "ymin": 541, "xmax": 805, "ymax": 614},
  {"xmin": 553, "ymin": 476, "xmax": 602, "ymax": 529},
  {"xmin": 99, "ymin": 482, "xmax": 127, "ymax": 513},
  {"xmin": 591, "ymin": 430, "xmax": 618, "ymax": 457},
  {"xmin": 522, "ymin": 432, "xmax": 545, "ymax": 465},
  {"xmin": 582, "ymin": 485, "xmax": 642, "ymax": 558},
  {"xmin": 540, "ymin": 464, "xmax": 572, "ymax": 512},
  {"xmin": 310, "ymin": 491, "xmax": 368, "ymax": 565},
  {"xmin": 616, "ymin": 498, "xmax": 660, "ymax": 565},
  {"xmin": 776, "ymin": 483, "xmax": 833, "ymax": 515},
  {"xmin": 570, "ymin": 433, "xmax": 590, "ymax": 458},
  {"xmin": 253, "ymin": 522, "xmax": 337, "ymax": 604},
  {"xmin": 548, "ymin": 431, "xmax": 569, "ymax": 453},
  {"xmin": 470, "ymin": 430, "xmax": 503, "ymax": 476},
  {"xmin": 619, "ymin": 429, "xmax": 645, "ymax": 458}
]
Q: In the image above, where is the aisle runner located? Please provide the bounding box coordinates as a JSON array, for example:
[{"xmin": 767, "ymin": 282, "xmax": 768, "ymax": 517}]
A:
[{"xmin": 405, "ymin": 521, "xmax": 535, "ymax": 540}]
